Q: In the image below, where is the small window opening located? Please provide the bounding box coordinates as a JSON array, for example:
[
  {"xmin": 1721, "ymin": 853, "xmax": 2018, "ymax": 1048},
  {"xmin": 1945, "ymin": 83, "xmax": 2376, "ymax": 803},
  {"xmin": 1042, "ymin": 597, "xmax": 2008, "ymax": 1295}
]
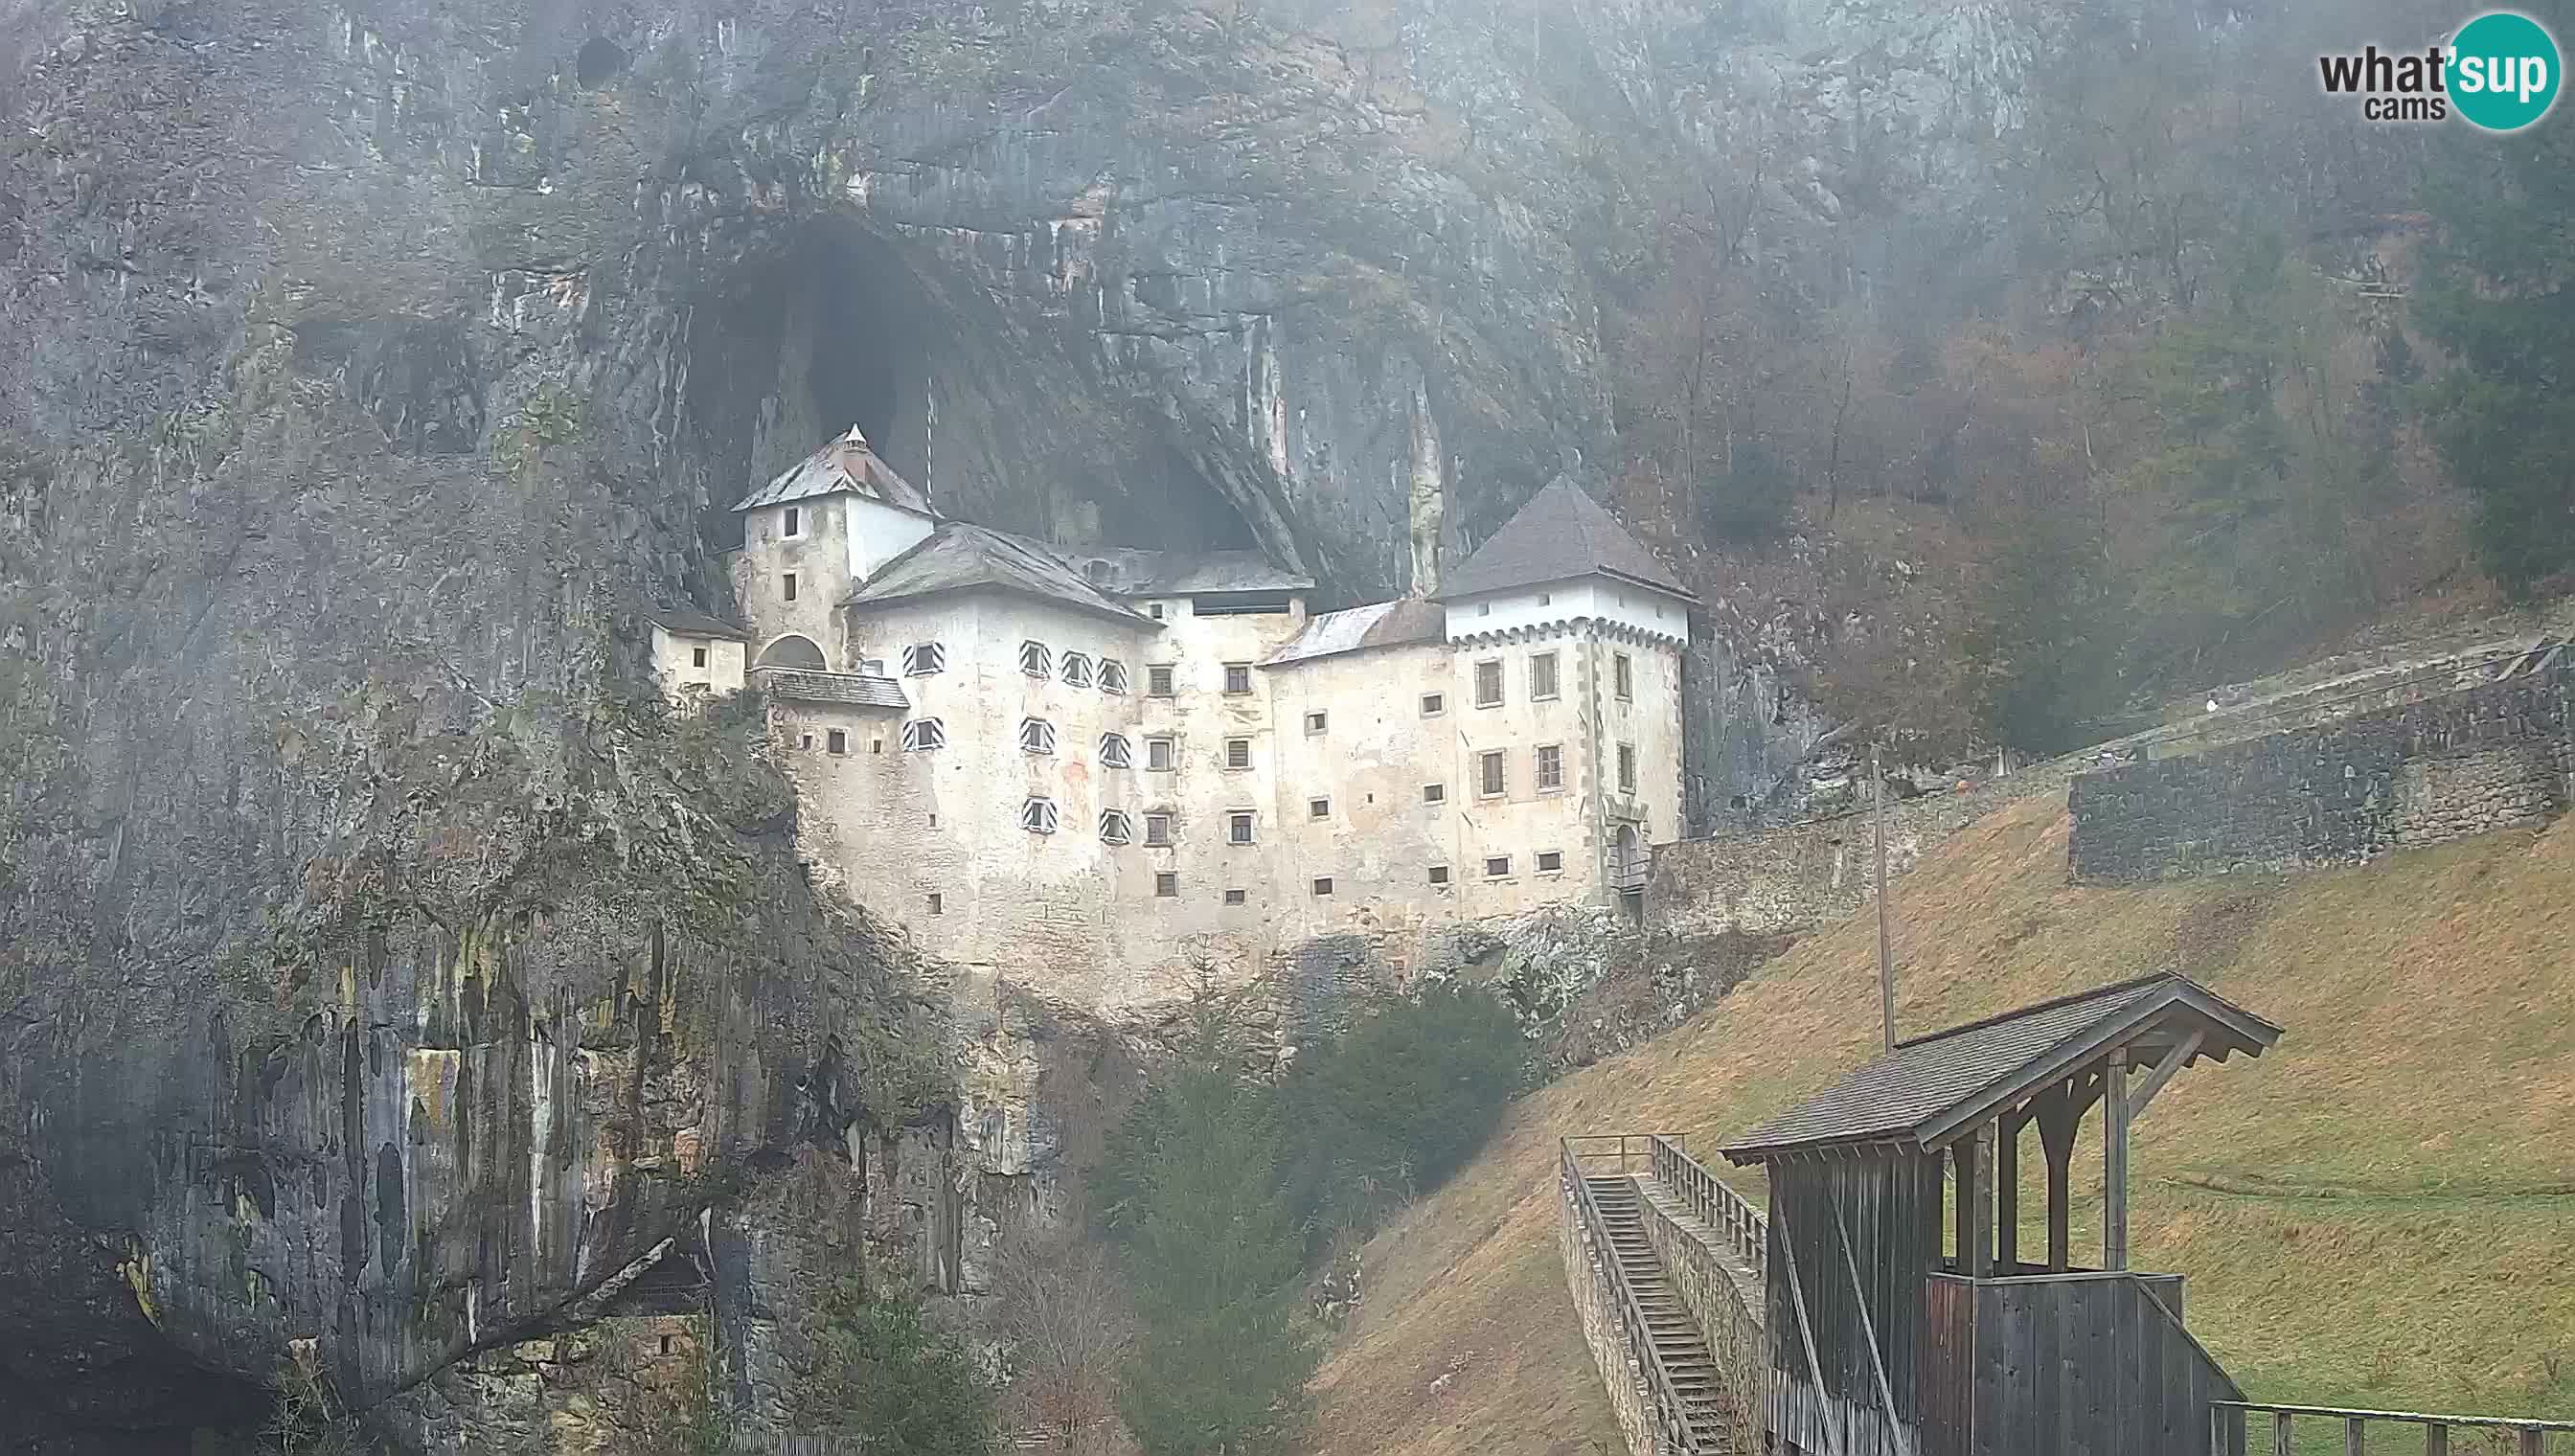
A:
[
  {"xmin": 1154, "ymin": 871, "xmax": 1178, "ymax": 897},
  {"xmin": 1224, "ymin": 888, "xmax": 1246, "ymax": 904},
  {"xmin": 1537, "ymin": 850, "xmax": 1564, "ymax": 874},
  {"xmin": 1427, "ymin": 865, "xmax": 1451, "ymax": 885},
  {"xmin": 783, "ymin": 573, "xmax": 797, "ymax": 603},
  {"xmin": 1145, "ymin": 812, "xmax": 1174, "ymax": 847},
  {"xmin": 1421, "ymin": 692, "xmax": 1445, "ymax": 717},
  {"xmin": 1485, "ymin": 855, "xmax": 1512, "ymax": 878},
  {"xmin": 1309, "ymin": 797, "xmax": 1331, "ymax": 819},
  {"xmin": 1148, "ymin": 665, "xmax": 1176, "ymax": 697},
  {"xmin": 1424, "ymin": 783, "xmax": 1447, "ymax": 804},
  {"xmin": 1228, "ymin": 811, "xmax": 1255, "ymax": 845},
  {"xmin": 1146, "ymin": 737, "xmax": 1175, "ymax": 771},
  {"xmin": 927, "ymin": 893, "xmax": 944, "ymax": 916},
  {"xmin": 692, "ymin": 646, "xmax": 708, "ymax": 669},
  {"xmin": 783, "ymin": 506, "xmax": 801, "ymax": 537},
  {"xmin": 1305, "ymin": 711, "xmax": 1328, "ymax": 735},
  {"xmin": 1223, "ymin": 664, "xmax": 1252, "ymax": 695},
  {"xmin": 1311, "ymin": 877, "xmax": 1333, "ymax": 897},
  {"xmin": 826, "ymin": 729, "xmax": 847, "ymax": 755},
  {"xmin": 1224, "ymin": 738, "xmax": 1252, "ymax": 770}
]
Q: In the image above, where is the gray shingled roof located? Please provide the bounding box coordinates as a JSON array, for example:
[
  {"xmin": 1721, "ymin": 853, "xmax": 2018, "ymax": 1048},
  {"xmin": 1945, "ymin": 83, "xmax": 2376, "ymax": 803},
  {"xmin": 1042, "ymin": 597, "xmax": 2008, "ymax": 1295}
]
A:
[
  {"xmin": 751, "ymin": 668, "xmax": 910, "ymax": 710},
  {"xmin": 1071, "ymin": 548, "xmax": 1315, "ymax": 597},
  {"xmin": 732, "ymin": 426, "xmax": 933, "ymax": 515},
  {"xmin": 1719, "ymin": 973, "xmax": 2281, "ymax": 1164},
  {"xmin": 1440, "ymin": 477, "xmax": 1697, "ymax": 602},
  {"xmin": 646, "ymin": 606, "xmax": 750, "ymax": 641},
  {"xmin": 1264, "ymin": 598, "xmax": 1446, "ymax": 668},
  {"xmin": 847, "ymin": 524, "xmax": 1152, "ymax": 626}
]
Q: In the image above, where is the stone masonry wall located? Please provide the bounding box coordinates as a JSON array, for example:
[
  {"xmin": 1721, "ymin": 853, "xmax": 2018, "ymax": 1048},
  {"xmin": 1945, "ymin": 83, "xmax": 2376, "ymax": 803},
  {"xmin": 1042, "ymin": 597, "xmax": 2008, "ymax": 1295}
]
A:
[
  {"xmin": 2068, "ymin": 664, "xmax": 2573, "ymax": 884},
  {"xmin": 1645, "ymin": 753, "xmax": 2093, "ymax": 940},
  {"xmin": 1559, "ymin": 1177, "xmax": 1667, "ymax": 1456}
]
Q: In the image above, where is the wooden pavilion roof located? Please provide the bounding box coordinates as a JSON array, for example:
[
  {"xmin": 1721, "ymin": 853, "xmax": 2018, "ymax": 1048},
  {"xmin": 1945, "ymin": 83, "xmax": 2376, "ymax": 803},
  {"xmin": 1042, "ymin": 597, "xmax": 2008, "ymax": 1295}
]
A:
[{"xmin": 1719, "ymin": 972, "xmax": 2281, "ymax": 1165}]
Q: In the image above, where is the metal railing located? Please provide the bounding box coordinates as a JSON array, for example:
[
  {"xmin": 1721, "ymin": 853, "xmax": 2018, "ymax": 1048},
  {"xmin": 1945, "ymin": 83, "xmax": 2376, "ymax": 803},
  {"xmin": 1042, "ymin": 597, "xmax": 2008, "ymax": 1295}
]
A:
[
  {"xmin": 2214, "ymin": 1401, "xmax": 2574, "ymax": 1454},
  {"xmin": 1560, "ymin": 1136, "xmax": 1707, "ymax": 1454},
  {"xmin": 1646, "ymin": 1135, "xmax": 1766, "ymax": 1287}
]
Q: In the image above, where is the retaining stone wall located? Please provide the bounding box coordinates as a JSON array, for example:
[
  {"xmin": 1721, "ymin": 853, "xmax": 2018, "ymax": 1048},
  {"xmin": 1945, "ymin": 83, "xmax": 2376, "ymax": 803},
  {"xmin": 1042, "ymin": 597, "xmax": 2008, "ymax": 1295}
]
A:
[
  {"xmin": 2067, "ymin": 664, "xmax": 2573, "ymax": 884},
  {"xmin": 1559, "ymin": 1179, "xmax": 1667, "ymax": 1456},
  {"xmin": 1645, "ymin": 753, "xmax": 2092, "ymax": 941}
]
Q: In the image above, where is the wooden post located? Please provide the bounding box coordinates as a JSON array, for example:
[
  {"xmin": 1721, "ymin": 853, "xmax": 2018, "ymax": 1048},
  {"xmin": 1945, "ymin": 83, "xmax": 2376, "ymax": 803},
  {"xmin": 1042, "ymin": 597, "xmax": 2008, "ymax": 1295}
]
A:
[
  {"xmin": 1966, "ymin": 1122, "xmax": 1995, "ymax": 1277},
  {"xmin": 2426, "ymin": 1424, "xmax": 2448, "ymax": 1456},
  {"xmin": 1996, "ymin": 1111, "xmax": 2020, "ymax": 1275},
  {"xmin": 2272, "ymin": 1412, "xmax": 2293, "ymax": 1456},
  {"xmin": 1873, "ymin": 742, "xmax": 1895, "ymax": 1052},
  {"xmin": 2037, "ymin": 1081, "xmax": 2081, "ymax": 1273},
  {"xmin": 2105, "ymin": 1050, "xmax": 2131, "ymax": 1272},
  {"xmin": 2345, "ymin": 1417, "xmax": 2365, "ymax": 1456}
]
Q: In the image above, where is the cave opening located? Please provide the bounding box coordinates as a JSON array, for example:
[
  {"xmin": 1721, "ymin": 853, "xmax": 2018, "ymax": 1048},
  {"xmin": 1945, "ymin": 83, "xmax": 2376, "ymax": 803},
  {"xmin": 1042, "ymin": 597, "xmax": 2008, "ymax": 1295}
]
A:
[{"xmin": 798, "ymin": 226, "xmax": 940, "ymax": 498}]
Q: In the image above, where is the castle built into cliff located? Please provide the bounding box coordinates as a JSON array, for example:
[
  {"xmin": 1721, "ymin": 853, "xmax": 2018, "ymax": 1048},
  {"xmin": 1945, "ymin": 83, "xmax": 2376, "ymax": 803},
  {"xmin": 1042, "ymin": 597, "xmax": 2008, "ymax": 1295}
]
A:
[{"xmin": 649, "ymin": 427, "xmax": 1693, "ymax": 1014}]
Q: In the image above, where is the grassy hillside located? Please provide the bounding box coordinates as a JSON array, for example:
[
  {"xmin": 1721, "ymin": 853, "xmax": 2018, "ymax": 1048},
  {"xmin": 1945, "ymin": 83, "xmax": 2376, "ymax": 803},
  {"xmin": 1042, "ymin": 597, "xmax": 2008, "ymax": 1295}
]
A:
[{"xmin": 1311, "ymin": 792, "xmax": 2575, "ymax": 1456}]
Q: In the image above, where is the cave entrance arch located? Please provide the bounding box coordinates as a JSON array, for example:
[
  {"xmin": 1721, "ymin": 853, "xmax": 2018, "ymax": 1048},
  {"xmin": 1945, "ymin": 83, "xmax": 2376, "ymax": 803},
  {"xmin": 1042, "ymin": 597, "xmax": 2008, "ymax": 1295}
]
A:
[{"xmin": 757, "ymin": 634, "xmax": 828, "ymax": 671}]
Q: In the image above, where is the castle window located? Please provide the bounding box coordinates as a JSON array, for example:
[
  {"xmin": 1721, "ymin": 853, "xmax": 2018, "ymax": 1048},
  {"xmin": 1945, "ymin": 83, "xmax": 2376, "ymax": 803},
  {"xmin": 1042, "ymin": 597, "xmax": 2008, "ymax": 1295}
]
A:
[
  {"xmin": 800, "ymin": 734, "xmax": 813, "ymax": 750},
  {"xmin": 1228, "ymin": 811, "xmax": 1255, "ymax": 845},
  {"xmin": 871, "ymin": 738, "xmax": 883, "ymax": 754},
  {"xmin": 692, "ymin": 647, "xmax": 708, "ymax": 669},
  {"xmin": 1224, "ymin": 738, "xmax": 1252, "ymax": 770},
  {"xmin": 901, "ymin": 643, "xmax": 946, "ymax": 676},
  {"xmin": 1224, "ymin": 888, "xmax": 1247, "ymax": 904},
  {"xmin": 783, "ymin": 573, "xmax": 798, "ymax": 603},
  {"xmin": 1223, "ymin": 663, "xmax": 1252, "ymax": 695},
  {"xmin": 1530, "ymin": 651, "xmax": 1560, "ymax": 701},
  {"xmin": 1474, "ymin": 659, "xmax": 1503, "ymax": 707},
  {"xmin": 1312, "ymin": 877, "xmax": 1333, "ymax": 897},
  {"xmin": 1304, "ymin": 711, "xmax": 1328, "ymax": 736},
  {"xmin": 1146, "ymin": 737, "xmax": 1176, "ymax": 771},
  {"xmin": 1427, "ymin": 865, "xmax": 1451, "ymax": 885},
  {"xmin": 1150, "ymin": 603, "xmax": 1166, "ymax": 620},
  {"xmin": 1478, "ymin": 750, "xmax": 1506, "ymax": 798},
  {"xmin": 1535, "ymin": 743, "xmax": 1563, "ymax": 792},
  {"xmin": 1148, "ymin": 665, "xmax": 1176, "ymax": 697},
  {"xmin": 1538, "ymin": 591, "xmax": 1552, "ymax": 606},
  {"xmin": 1060, "ymin": 652, "xmax": 1094, "ymax": 687},
  {"xmin": 1421, "ymin": 692, "xmax": 1445, "ymax": 717},
  {"xmin": 927, "ymin": 893, "xmax": 944, "ymax": 916},
  {"xmin": 1613, "ymin": 652, "xmax": 1633, "ymax": 701},
  {"xmin": 1100, "ymin": 733, "xmax": 1133, "ymax": 768},
  {"xmin": 1154, "ymin": 871, "xmax": 1178, "ymax": 897},
  {"xmin": 1019, "ymin": 717, "xmax": 1058, "ymax": 755},
  {"xmin": 783, "ymin": 506, "xmax": 801, "ymax": 537},
  {"xmin": 1618, "ymin": 742, "xmax": 1637, "ymax": 794},
  {"xmin": 1423, "ymin": 783, "xmax": 1447, "ymax": 804},
  {"xmin": 1099, "ymin": 659, "xmax": 1128, "ymax": 694},
  {"xmin": 1021, "ymin": 798, "xmax": 1059, "ymax": 834},
  {"xmin": 1019, "ymin": 641, "xmax": 1052, "ymax": 678},
  {"xmin": 827, "ymin": 729, "xmax": 848, "ymax": 756},
  {"xmin": 1536, "ymin": 850, "xmax": 1564, "ymax": 874},
  {"xmin": 1145, "ymin": 812, "xmax": 1174, "ymax": 846},
  {"xmin": 1099, "ymin": 809, "xmax": 1133, "ymax": 845},
  {"xmin": 1485, "ymin": 855, "xmax": 1512, "ymax": 878},
  {"xmin": 901, "ymin": 718, "xmax": 946, "ymax": 751},
  {"xmin": 1478, "ymin": 602, "xmax": 1492, "ymax": 617},
  {"xmin": 1309, "ymin": 797, "xmax": 1331, "ymax": 819}
]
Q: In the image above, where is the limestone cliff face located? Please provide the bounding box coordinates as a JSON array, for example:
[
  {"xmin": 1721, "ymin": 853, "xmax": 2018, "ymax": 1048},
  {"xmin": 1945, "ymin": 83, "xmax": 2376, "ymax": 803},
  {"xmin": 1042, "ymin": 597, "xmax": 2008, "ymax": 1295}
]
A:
[{"xmin": 0, "ymin": 0, "xmax": 2039, "ymax": 1445}]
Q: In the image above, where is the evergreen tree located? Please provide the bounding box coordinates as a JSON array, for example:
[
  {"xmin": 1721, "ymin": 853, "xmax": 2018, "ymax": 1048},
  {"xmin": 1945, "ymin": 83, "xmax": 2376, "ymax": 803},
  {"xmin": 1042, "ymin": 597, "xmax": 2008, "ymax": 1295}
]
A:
[
  {"xmin": 1097, "ymin": 1011, "xmax": 1317, "ymax": 1456},
  {"xmin": 1279, "ymin": 985, "xmax": 1531, "ymax": 1240},
  {"xmin": 800, "ymin": 1279, "xmax": 997, "ymax": 1456},
  {"xmin": 2415, "ymin": 42, "xmax": 2575, "ymax": 597}
]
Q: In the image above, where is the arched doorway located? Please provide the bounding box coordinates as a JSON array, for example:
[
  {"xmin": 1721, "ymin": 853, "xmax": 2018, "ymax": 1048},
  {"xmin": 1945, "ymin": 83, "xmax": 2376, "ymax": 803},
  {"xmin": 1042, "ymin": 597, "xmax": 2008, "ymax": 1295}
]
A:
[
  {"xmin": 756, "ymin": 634, "xmax": 828, "ymax": 671},
  {"xmin": 1612, "ymin": 822, "xmax": 1646, "ymax": 922}
]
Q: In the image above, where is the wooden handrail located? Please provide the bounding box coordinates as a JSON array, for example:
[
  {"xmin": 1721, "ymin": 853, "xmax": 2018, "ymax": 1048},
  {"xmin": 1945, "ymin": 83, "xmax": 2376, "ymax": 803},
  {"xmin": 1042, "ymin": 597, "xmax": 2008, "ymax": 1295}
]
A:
[
  {"xmin": 2213, "ymin": 1400, "xmax": 2573, "ymax": 1455},
  {"xmin": 1646, "ymin": 1134, "xmax": 1768, "ymax": 1287},
  {"xmin": 1560, "ymin": 1139, "xmax": 1706, "ymax": 1453}
]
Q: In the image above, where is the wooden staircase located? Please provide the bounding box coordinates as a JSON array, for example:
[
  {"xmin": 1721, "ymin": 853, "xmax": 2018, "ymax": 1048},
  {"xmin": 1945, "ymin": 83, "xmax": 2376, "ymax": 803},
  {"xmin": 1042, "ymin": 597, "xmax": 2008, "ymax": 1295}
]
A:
[{"xmin": 1584, "ymin": 1174, "xmax": 1738, "ymax": 1446}]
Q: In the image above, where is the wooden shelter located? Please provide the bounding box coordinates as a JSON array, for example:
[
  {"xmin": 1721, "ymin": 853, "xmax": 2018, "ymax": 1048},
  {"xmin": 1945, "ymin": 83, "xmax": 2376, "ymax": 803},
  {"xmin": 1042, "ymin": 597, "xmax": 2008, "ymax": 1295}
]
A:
[{"xmin": 1719, "ymin": 972, "xmax": 2282, "ymax": 1456}]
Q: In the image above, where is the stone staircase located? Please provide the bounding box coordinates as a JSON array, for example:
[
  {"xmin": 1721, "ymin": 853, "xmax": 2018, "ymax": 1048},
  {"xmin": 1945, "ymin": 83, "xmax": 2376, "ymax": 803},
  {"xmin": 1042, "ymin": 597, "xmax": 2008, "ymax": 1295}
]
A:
[{"xmin": 1583, "ymin": 1174, "xmax": 1739, "ymax": 1446}]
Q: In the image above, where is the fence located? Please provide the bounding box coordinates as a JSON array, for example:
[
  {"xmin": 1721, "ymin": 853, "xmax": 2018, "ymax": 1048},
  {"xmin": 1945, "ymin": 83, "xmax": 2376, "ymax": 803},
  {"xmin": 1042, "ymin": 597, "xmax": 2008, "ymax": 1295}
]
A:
[{"xmin": 2214, "ymin": 1401, "xmax": 2575, "ymax": 1454}]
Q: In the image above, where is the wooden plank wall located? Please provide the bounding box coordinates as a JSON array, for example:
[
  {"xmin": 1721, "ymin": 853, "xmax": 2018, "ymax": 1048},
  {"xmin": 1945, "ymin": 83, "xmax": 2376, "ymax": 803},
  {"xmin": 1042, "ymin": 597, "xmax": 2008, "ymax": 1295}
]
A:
[
  {"xmin": 1961, "ymin": 1274, "xmax": 2243, "ymax": 1456},
  {"xmin": 1765, "ymin": 1154, "xmax": 1944, "ymax": 1456}
]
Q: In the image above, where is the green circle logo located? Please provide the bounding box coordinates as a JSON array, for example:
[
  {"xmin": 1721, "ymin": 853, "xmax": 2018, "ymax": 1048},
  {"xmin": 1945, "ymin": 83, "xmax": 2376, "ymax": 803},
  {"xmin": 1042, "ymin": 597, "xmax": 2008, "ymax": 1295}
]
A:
[{"xmin": 2450, "ymin": 11, "xmax": 2562, "ymax": 131}]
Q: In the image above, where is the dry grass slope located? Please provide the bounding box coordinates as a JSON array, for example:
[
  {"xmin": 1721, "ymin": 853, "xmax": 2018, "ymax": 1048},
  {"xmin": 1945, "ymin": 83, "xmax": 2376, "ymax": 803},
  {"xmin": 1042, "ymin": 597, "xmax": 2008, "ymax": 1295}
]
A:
[{"xmin": 1312, "ymin": 791, "xmax": 2575, "ymax": 1456}]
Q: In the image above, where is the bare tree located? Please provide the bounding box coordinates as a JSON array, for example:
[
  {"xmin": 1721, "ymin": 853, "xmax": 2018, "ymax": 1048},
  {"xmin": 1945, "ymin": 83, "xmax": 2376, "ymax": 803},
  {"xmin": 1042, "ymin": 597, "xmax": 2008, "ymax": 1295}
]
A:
[{"xmin": 991, "ymin": 1226, "xmax": 1137, "ymax": 1453}]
